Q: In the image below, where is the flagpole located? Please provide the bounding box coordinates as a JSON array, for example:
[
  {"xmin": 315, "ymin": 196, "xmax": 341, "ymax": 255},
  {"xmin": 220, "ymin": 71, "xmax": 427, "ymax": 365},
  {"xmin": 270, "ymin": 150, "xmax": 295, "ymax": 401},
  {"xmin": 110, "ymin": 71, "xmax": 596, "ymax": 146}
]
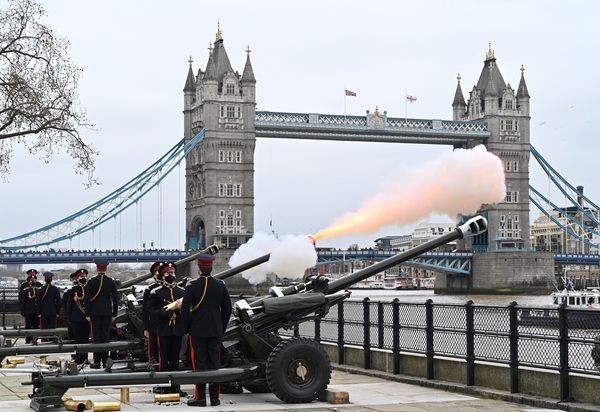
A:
[
  {"xmin": 404, "ymin": 87, "xmax": 407, "ymax": 126},
  {"xmin": 344, "ymin": 84, "xmax": 347, "ymax": 118}
]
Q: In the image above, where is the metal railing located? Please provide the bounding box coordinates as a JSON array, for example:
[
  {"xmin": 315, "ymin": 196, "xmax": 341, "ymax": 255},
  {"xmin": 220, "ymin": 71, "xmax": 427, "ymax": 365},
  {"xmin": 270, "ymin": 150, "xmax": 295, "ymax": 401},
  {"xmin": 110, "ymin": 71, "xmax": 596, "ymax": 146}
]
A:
[{"xmin": 282, "ymin": 297, "xmax": 600, "ymax": 402}]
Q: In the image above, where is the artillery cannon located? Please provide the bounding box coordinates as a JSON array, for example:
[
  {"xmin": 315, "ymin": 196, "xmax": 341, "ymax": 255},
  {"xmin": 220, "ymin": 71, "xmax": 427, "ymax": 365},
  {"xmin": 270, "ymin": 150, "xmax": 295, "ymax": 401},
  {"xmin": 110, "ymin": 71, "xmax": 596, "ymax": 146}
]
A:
[{"xmin": 22, "ymin": 216, "xmax": 487, "ymax": 411}]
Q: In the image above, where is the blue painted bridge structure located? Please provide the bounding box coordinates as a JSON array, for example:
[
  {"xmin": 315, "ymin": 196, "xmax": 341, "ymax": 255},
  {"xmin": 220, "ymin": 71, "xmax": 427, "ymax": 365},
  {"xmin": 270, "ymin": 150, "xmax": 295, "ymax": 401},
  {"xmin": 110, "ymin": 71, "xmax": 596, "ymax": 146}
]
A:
[
  {"xmin": 1, "ymin": 249, "xmax": 599, "ymax": 277},
  {"xmin": 2, "ymin": 111, "xmax": 599, "ymax": 278}
]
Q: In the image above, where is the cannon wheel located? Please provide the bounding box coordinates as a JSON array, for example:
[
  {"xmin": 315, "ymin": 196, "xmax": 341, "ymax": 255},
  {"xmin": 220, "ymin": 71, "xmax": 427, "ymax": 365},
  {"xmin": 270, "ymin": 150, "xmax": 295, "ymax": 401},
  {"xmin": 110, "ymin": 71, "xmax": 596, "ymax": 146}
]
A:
[
  {"xmin": 243, "ymin": 332, "xmax": 281, "ymax": 393},
  {"xmin": 266, "ymin": 337, "xmax": 331, "ymax": 403}
]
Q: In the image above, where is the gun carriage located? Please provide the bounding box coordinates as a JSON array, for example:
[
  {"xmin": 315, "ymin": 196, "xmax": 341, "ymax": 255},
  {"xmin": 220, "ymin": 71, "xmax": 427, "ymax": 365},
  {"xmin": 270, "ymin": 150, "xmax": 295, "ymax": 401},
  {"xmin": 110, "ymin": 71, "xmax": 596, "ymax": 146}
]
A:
[{"xmin": 7, "ymin": 217, "xmax": 487, "ymax": 411}]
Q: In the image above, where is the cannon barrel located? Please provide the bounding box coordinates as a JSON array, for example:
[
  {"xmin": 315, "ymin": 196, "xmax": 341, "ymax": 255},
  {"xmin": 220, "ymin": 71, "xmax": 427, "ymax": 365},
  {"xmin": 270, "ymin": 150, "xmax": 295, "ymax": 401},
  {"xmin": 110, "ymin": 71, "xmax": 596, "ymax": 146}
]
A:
[
  {"xmin": 0, "ymin": 327, "xmax": 68, "ymax": 338},
  {"xmin": 117, "ymin": 244, "xmax": 219, "ymax": 289},
  {"xmin": 213, "ymin": 253, "xmax": 271, "ymax": 281},
  {"xmin": 326, "ymin": 215, "xmax": 487, "ymax": 294},
  {"xmin": 0, "ymin": 339, "xmax": 142, "ymax": 358}
]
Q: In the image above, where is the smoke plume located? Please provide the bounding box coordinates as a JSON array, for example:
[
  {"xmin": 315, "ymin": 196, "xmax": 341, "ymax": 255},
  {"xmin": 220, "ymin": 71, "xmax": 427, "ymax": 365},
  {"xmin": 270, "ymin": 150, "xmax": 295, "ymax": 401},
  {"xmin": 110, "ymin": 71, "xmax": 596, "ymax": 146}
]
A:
[
  {"xmin": 229, "ymin": 233, "xmax": 317, "ymax": 285},
  {"xmin": 313, "ymin": 145, "xmax": 506, "ymax": 241}
]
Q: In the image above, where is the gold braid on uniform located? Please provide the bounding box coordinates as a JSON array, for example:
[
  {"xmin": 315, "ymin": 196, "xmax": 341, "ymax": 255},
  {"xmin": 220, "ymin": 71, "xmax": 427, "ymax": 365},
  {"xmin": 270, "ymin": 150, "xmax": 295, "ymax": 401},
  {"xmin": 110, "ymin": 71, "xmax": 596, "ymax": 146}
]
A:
[
  {"xmin": 167, "ymin": 286, "xmax": 177, "ymax": 326},
  {"xmin": 74, "ymin": 287, "xmax": 85, "ymax": 313},
  {"xmin": 90, "ymin": 274, "xmax": 104, "ymax": 302},
  {"xmin": 27, "ymin": 286, "xmax": 36, "ymax": 299},
  {"xmin": 41, "ymin": 284, "xmax": 50, "ymax": 300},
  {"xmin": 190, "ymin": 276, "xmax": 210, "ymax": 313}
]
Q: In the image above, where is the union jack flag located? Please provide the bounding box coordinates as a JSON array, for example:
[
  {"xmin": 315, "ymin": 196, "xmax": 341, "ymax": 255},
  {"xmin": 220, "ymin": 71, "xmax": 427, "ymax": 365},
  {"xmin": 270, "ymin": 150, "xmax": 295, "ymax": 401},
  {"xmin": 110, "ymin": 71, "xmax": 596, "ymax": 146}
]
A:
[
  {"xmin": 406, "ymin": 95, "xmax": 417, "ymax": 102},
  {"xmin": 345, "ymin": 89, "xmax": 356, "ymax": 97}
]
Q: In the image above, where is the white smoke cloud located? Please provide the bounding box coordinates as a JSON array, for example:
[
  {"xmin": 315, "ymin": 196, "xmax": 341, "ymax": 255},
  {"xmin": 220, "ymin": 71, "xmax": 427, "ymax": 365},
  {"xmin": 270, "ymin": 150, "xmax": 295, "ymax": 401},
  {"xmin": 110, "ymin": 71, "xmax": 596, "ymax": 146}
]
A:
[{"xmin": 229, "ymin": 233, "xmax": 317, "ymax": 285}]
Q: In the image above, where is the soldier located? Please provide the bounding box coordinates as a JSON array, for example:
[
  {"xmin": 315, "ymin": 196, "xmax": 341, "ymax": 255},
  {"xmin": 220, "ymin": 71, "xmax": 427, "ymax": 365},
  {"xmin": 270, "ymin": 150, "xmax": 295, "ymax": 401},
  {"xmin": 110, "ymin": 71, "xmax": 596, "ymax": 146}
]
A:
[
  {"xmin": 84, "ymin": 259, "xmax": 118, "ymax": 369},
  {"xmin": 19, "ymin": 269, "xmax": 41, "ymax": 314},
  {"xmin": 142, "ymin": 261, "xmax": 164, "ymax": 364},
  {"xmin": 67, "ymin": 269, "xmax": 91, "ymax": 364},
  {"xmin": 62, "ymin": 272, "xmax": 78, "ymax": 340},
  {"xmin": 181, "ymin": 254, "xmax": 231, "ymax": 407},
  {"xmin": 147, "ymin": 262, "xmax": 187, "ymax": 396},
  {"xmin": 36, "ymin": 272, "xmax": 61, "ymax": 331},
  {"xmin": 19, "ymin": 272, "xmax": 39, "ymax": 343}
]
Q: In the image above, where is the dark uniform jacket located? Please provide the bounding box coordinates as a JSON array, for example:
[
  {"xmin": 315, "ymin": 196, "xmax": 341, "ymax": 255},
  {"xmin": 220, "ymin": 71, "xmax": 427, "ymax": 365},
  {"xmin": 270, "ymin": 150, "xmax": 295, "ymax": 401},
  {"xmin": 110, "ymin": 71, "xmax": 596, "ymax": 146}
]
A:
[
  {"xmin": 181, "ymin": 276, "xmax": 232, "ymax": 338},
  {"xmin": 147, "ymin": 285, "xmax": 185, "ymax": 337},
  {"xmin": 36, "ymin": 283, "xmax": 61, "ymax": 316},
  {"xmin": 84, "ymin": 274, "xmax": 119, "ymax": 317},
  {"xmin": 66, "ymin": 284, "xmax": 88, "ymax": 323},
  {"xmin": 19, "ymin": 285, "xmax": 38, "ymax": 316},
  {"xmin": 142, "ymin": 283, "xmax": 161, "ymax": 332}
]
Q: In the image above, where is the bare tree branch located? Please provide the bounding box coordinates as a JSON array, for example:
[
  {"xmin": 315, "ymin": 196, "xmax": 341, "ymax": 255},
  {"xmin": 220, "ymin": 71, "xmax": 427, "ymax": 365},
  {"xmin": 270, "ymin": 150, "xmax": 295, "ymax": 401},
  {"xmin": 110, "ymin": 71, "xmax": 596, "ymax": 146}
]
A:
[{"xmin": 0, "ymin": 0, "xmax": 98, "ymax": 187}]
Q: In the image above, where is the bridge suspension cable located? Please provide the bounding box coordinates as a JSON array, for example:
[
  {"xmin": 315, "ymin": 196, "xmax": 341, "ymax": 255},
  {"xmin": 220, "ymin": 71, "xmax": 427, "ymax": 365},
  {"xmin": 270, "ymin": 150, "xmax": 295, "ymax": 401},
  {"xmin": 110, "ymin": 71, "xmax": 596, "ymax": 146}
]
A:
[
  {"xmin": 0, "ymin": 130, "xmax": 205, "ymax": 251},
  {"xmin": 529, "ymin": 145, "xmax": 600, "ymax": 249}
]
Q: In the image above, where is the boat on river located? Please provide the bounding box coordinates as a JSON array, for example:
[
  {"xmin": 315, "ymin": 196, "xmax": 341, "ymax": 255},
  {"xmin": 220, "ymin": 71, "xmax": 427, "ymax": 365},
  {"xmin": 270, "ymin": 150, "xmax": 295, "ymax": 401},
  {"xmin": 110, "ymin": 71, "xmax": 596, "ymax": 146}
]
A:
[{"xmin": 518, "ymin": 278, "xmax": 600, "ymax": 328}]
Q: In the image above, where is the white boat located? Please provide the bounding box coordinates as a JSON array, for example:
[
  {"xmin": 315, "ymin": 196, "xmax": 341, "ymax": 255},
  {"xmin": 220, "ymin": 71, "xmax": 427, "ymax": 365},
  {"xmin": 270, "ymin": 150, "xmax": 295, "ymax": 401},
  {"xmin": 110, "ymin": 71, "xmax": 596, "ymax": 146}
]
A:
[
  {"xmin": 519, "ymin": 277, "xmax": 600, "ymax": 328},
  {"xmin": 419, "ymin": 277, "xmax": 435, "ymax": 289}
]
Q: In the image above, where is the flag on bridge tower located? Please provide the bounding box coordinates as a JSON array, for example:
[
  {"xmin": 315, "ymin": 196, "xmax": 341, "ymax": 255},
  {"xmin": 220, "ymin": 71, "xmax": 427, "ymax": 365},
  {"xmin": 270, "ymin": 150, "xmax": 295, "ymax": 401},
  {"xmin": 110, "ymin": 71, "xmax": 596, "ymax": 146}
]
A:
[
  {"xmin": 406, "ymin": 95, "xmax": 417, "ymax": 102},
  {"xmin": 344, "ymin": 87, "xmax": 356, "ymax": 117}
]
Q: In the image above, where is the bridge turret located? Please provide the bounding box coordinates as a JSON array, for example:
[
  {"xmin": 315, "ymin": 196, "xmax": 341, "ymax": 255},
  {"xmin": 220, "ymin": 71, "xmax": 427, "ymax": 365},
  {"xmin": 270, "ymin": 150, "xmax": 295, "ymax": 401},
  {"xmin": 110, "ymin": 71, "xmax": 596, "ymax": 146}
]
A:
[
  {"xmin": 452, "ymin": 73, "xmax": 467, "ymax": 121},
  {"xmin": 183, "ymin": 58, "xmax": 196, "ymax": 141},
  {"xmin": 516, "ymin": 65, "xmax": 530, "ymax": 117},
  {"xmin": 184, "ymin": 26, "xmax": 257, "ymax": 272}
]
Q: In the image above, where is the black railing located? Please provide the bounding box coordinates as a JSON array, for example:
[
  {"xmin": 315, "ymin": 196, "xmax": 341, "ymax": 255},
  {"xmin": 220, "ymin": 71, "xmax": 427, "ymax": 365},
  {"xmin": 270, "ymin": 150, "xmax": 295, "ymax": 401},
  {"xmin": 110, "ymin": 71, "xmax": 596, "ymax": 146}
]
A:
[{"xmin": 283, "ymin": 297, "xmax": 600, "ymax": 402}]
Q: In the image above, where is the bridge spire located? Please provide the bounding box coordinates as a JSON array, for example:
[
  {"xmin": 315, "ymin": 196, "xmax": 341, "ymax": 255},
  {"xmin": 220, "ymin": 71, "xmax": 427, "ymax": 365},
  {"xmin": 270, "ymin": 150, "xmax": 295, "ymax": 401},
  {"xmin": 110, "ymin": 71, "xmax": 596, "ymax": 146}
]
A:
[
  {"xmin": 452, "ymin": 72, "xmax": 466, "ymax": 119},
  {"xmin": 485, "ymin": 41, "xmax": 495, "ymax": 61},
  {"xmin": 215, "ymin": 21, "xmax": 222, "ymax": 42}
]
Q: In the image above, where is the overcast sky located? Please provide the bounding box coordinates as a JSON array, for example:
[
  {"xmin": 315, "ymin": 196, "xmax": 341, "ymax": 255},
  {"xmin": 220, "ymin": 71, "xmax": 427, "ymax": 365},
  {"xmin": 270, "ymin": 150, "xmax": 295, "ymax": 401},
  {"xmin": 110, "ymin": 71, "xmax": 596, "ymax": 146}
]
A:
[{"xmin": 2, "ymin": 0, "xmax": 599, "ymax": 252}]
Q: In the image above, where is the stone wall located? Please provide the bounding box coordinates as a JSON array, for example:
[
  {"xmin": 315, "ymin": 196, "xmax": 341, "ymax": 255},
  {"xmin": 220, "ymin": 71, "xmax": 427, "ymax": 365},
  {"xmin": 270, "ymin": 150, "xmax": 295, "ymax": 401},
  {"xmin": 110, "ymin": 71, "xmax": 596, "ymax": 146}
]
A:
[
  {"xmin": 321, "ymin": 342, "xmax": 600, "ymax": 405},
  {"xmin": 436, "ymin": 251, "xmax": 555, "ymax": 294}
]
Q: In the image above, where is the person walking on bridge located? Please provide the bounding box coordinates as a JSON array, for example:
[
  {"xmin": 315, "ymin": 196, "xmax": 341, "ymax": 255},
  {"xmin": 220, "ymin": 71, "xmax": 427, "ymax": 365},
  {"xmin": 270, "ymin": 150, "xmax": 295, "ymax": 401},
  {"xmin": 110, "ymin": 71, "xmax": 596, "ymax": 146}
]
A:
[
  {"xmin": 84, "ymin": 259, "xmax": 118, "ymax": 369},
  {"xmin": 181, "ymin": 254, "xmax": 232, "ymax": 407}
]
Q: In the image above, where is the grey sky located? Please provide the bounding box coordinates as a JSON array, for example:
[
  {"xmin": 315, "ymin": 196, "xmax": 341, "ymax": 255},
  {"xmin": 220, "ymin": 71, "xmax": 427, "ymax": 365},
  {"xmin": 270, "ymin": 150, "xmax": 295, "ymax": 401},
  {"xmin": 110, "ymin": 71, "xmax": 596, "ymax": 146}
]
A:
[{"xmin": 2, "ymin": 0, "xmax": 598, "ymax": 251}]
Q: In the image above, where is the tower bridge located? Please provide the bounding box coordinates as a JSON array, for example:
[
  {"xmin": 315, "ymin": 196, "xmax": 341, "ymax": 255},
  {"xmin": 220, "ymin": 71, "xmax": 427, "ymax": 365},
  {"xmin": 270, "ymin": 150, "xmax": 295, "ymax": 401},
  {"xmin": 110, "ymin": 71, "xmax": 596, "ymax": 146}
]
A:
[{"xmin": 1, "ymin": 29, "xmax": 598, "ymax": 293}]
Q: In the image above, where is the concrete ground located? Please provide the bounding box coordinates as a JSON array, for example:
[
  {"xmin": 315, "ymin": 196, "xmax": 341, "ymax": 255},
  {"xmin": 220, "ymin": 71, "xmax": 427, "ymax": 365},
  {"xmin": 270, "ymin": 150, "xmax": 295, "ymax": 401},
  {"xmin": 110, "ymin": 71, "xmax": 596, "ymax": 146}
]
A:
[{"xmin": 0, "ymin": 357, "xmax": 598, "ymax": 412}]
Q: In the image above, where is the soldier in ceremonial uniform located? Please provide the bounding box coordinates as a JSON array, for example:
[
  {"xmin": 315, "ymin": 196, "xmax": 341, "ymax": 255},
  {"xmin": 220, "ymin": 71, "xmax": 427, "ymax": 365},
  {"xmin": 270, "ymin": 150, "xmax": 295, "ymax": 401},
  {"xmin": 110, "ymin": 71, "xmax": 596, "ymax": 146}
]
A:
[
  {"xmin": 36, "ymin": 272, "xmax": 61, "ymax": 330},
  {"xmin": 84, "ymin": 259, "xmax": 118, "ymax": 369},
  {"xmin": 19, "ymin": 269, "xmax": 41, "ymax": 296},
  {"xmin": 62, "ymin": 272, "xmax": 79, "ymax": 340},
  {"xmin": 67, "ymin": 269, "xmax": 91, "ymax": 364},
  {"xmin": 181, "ymin": 254, "xmax": 231, "ymax": 407},
  {"xmin": 142, "ymin": 261, "xmax": 164, "ymax": 364},
  {"xmin": 19, "ymin": 272, "xmax": 40, "ymax": 343},
  {"xmin": 147, "ymin": 262, "xmax": 187, "ymax": 396}
]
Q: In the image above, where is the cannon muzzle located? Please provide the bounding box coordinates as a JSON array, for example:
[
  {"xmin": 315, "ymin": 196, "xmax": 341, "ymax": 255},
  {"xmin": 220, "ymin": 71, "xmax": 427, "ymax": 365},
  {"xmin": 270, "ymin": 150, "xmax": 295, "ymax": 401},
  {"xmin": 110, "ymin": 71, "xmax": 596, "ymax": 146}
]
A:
[
  {"xmin": 213, "ymin": 253, "xmax": 271, "ymax": 281},
  {"xmin": 326, "ymin": 216, "xmax": 487, "ymax": 294}
]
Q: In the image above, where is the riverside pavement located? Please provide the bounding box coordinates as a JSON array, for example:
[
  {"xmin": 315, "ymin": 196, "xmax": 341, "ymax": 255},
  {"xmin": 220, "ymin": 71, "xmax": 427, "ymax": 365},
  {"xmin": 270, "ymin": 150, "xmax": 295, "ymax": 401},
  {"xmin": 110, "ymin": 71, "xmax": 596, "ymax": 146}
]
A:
[{"xmin": 0, "ymin": 358, "xmax": 598, "ymax": 412}]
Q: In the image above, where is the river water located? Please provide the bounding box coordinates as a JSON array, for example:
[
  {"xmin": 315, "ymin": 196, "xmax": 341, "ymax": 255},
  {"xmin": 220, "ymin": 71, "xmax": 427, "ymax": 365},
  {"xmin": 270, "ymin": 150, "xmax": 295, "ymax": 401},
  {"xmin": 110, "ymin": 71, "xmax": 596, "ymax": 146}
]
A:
[{"xmin": 346, "ymin": 289, "xmax": 552, "ymax": 307}]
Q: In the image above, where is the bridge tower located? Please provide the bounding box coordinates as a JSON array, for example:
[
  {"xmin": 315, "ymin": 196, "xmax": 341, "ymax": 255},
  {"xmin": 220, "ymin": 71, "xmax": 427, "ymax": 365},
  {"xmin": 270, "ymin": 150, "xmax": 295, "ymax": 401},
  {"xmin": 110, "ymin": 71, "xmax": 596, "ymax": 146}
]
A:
[
  {"xmin": 183, "ymin": 25, "xmax": 257, "ymax": 268},
  {"xmin": 453, "ymin": 44, "xmax": 531, "ymax": 250}
]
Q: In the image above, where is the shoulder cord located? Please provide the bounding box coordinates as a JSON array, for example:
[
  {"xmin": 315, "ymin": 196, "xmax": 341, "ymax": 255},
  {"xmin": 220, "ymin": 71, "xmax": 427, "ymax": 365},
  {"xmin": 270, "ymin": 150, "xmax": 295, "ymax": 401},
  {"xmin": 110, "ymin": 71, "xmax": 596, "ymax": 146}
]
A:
[
  {"xmin": 74, "ymin": 287, "xmax": 85, "ymax": 313},
  {"xmin": 41, "ymin": 284, "xmax": 49, "ymax": 300},
  {"xmin": 27, "ymin": 286, "xmax": 36, "ymax": 299},
  {"xmin": 190, "ymin": 276, "xmax": 210, "ymax": 313},
  {"xmin": 167, "ymin": 286, "xmax": 177, "ymax": 326},
  {"xmin": 90, "ymin": 274, "xmax": 104, "ymax": 302}
]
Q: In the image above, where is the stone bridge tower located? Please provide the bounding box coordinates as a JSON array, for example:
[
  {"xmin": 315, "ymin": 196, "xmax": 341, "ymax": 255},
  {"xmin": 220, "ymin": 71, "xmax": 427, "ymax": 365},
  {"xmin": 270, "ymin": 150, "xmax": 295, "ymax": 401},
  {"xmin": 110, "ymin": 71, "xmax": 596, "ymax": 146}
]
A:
[
  {"xmin": 452, "ymin": 43, "xmax": 531, "ymax": 251},
  {"xmin": 183, "ymin": 25, "xmax": 257, "ymax": 270}
]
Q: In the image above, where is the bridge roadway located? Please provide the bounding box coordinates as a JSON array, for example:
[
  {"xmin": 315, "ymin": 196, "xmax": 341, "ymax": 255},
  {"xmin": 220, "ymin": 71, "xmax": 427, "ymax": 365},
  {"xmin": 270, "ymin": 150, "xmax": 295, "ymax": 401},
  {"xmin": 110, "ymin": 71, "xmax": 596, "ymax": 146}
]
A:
[{"xmin": 0, "ymin": 249, "xmax": 598, "ymax": 275}]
